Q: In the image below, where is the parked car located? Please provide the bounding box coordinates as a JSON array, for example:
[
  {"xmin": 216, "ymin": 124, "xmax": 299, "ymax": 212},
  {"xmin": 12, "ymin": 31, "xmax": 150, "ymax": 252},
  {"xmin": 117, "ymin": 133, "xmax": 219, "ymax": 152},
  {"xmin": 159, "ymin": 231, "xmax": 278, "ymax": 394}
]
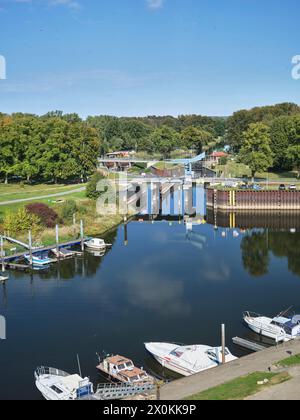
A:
[
  {"xmin": 279, "ymin": 184, "xmax": 286, "ymax": 191},
  {"xmin": 252, "ymin": 184, "xmax": 262, "ymax": 191},
  {"xmin": 289, "ymin": 184, "xmax": 297, "ymax": 191}
]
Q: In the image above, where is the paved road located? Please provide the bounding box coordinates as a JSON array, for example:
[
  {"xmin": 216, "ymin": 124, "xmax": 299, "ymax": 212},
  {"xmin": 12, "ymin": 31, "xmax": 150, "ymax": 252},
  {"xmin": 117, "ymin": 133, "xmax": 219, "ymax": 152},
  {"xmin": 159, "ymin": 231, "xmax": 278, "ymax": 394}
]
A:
[
  {"xmin": 161, "ymin": 340, "xmax": 300, "ymax": 400},
  {"xmin": 0, "ymin": 186, "xmax": 86, "ymax": 206}
]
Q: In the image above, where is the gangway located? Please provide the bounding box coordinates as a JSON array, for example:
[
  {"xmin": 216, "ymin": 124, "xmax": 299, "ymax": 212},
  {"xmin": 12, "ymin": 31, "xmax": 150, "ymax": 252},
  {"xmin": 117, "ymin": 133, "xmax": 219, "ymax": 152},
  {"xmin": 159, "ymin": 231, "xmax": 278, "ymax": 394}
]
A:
[
  {"xmin": 94, "ymin": 382, "xmax": 155, "ymax": 400},
  {"xmin": 2, "ymin": 236, "xmax": 30, "ymax": 249}
]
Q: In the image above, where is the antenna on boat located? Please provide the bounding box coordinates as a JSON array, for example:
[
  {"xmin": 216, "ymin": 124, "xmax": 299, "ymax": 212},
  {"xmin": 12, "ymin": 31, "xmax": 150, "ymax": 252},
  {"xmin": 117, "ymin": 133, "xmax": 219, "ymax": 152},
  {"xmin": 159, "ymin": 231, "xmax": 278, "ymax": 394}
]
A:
[
  {"xmin": 77, "ymin": 354, "xmax": 82, "ymax": 378},
  {"xmin": 278, "ymin": 306, "xmax": 293, "ymax": 318}
]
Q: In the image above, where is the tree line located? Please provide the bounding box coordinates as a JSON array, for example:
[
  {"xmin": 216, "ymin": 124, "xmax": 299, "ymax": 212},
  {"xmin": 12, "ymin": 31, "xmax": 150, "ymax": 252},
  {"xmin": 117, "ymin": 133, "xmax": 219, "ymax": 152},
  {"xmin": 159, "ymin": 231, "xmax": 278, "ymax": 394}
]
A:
[
  {"xmin": 226, "ymin": 103, "xmax": 300, "ymax": 177},
  {"xmin": 86, "ymin": 114, "xmax": 226, "ymax": 157},
  {"xmin": 0, "ymin": 112, "xmax": 100, "ymax": 183},
  {"xmin": 1, "ymin": 102, "xmax": 300, "ymax": 184},
  {"xmin": 0, "ymin": 112, "xmax": 225, "ymax": 183}
]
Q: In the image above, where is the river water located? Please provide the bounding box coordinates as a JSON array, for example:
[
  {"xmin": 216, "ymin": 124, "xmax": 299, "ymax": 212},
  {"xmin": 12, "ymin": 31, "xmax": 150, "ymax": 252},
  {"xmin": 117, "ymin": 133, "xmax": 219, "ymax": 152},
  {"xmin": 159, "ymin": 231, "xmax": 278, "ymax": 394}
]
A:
[{"xmin": 0, "ymin": 188, "xmax": 300, "ymax": 399}]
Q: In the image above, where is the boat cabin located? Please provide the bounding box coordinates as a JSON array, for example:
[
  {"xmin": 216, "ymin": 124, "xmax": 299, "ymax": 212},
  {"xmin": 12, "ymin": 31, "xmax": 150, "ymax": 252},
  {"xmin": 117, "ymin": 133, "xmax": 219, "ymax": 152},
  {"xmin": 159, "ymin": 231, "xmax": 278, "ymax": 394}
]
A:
[
  {"xmin": 271, "ymin": 316, "xmax": 300, "ymax": 337},
  {"xmin": 99, "ymin": 355, "xmax": 151, "ymax": 384}
]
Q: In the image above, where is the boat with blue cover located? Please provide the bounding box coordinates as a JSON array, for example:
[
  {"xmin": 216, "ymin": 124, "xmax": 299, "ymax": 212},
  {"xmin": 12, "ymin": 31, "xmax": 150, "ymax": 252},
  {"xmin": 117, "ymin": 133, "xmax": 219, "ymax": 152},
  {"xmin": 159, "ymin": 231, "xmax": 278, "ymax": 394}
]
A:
[
  {"xmin": 24, "ymin": 252, "xmax": 54, "ymax": 266},
  {"xmin": 243, "ymin": 309, "xmax": 300, "ymax": 342}
]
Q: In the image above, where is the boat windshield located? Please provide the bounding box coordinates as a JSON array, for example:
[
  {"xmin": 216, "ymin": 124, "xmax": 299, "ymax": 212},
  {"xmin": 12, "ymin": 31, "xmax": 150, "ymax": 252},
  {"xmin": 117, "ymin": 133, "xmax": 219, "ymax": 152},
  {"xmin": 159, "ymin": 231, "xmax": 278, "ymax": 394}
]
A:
[{"xmin": 170, "ymin": 349, "xmax": 184, "ymax": 358}]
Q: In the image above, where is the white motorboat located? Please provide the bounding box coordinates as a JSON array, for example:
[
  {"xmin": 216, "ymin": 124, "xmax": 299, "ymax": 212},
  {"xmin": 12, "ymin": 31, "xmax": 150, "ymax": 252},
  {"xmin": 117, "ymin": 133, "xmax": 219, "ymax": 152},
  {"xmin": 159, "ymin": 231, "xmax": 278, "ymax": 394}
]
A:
[
  {"xmin": 145, "ymin": 342, "xmax": 237, "ymax": 377},
  {"xmin": 243, "ymin": 311, "xmax": 300, "ymax": 342},
  {"xmin": 84, "ymin": 238, "xmax": 111, "ymax": 251},
  {"xmin": 35, "ymin": 367, "xmax": 95, "ymax": 400}
]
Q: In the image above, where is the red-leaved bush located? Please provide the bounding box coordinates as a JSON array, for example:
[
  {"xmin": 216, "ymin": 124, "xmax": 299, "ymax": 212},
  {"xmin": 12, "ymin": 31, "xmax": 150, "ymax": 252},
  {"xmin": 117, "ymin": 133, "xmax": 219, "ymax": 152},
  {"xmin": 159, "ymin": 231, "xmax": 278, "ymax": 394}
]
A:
[{"xmin": 26, "ymin": 203, "xmax": 58, "ymax": 228}]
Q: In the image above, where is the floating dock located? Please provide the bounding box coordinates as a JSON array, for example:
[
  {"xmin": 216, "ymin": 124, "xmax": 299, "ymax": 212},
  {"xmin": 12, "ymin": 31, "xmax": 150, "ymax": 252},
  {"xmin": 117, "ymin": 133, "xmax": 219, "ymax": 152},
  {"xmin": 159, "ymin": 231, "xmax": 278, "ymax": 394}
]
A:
[
  {"xmin": 1, "ymin": 238, "xmax": 88, "ymax": 271},
  {"xmin": 232, "ymin": 337, "xmax": 268, "ymax": 352}
]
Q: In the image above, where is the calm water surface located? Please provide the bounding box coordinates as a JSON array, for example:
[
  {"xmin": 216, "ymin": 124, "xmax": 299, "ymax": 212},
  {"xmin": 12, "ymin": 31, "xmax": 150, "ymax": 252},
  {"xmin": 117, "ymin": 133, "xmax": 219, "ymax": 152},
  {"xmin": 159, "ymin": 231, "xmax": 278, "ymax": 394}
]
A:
[{"xmin": 0, "ymin": 217, "xmax": 300, "ymax": 399}]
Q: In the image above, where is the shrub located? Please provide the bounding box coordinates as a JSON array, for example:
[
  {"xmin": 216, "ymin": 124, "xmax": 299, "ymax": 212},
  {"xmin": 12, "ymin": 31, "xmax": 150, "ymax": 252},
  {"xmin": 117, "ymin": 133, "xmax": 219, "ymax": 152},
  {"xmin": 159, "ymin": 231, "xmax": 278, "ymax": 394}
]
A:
[
  {"xmin": 86, "ymin": 172, "xmax": 105, "ymax": 200},
  {"xmin": 4, "ymin": 208, "xmax": 41, "ymax": 235},
  {"xmin": 219, "ymin": 156, "xmax": 228, "ymax": 166},
  {"xmin": 61, "ymin": 200, "xmax": 77, "ymax": 222},
  {"xmin": 26, "ymin": 203, "xmax": 58, "ymax": 228}
]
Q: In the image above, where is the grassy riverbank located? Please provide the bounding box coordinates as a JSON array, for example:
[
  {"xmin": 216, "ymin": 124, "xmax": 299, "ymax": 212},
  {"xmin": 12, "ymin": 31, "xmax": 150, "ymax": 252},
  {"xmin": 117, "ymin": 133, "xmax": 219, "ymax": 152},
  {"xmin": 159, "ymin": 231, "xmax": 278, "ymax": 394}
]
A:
[
  {"xmin": 216, "ymin": 160, "xmax": 298, "ymax": 181},
  {"xmin": 187, "ymin": 371, "xmax": 291, "ymax": 401},
  {"xmin": 0, "ymin": 183, "xmax": 86, "ymax": 203},
  {"xmin": 278, "ymin": 353, "xmax": 300, "ymax": 368},
  {"xmin": 0, "ymin": 182, "xmax": 124, "ymax": 251}
]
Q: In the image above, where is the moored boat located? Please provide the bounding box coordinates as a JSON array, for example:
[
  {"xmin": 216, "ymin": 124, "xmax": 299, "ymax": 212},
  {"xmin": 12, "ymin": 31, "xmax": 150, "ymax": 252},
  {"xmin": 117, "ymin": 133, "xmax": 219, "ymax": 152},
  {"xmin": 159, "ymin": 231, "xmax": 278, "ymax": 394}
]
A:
[
  {"xmin": 84, "ymin": 238, "xmax": 112, "ymax": 251},
  {"xmin": 145, "ymin": 342, "xmax": 237, "ymax": 377},
  {"xmin": 243, "ymin": 310, "xmax": 300, "ymax": 342},
  {"xmin": 24, "ymin": 252, "xmax": 54, "ymax": 266},
  {"xmin": 35, "ymin": 366, "xmax": 95, "ymax": 400},
  {"xmin": 96, "ymin": 354, "xmax": 155, "ymax": 385}
]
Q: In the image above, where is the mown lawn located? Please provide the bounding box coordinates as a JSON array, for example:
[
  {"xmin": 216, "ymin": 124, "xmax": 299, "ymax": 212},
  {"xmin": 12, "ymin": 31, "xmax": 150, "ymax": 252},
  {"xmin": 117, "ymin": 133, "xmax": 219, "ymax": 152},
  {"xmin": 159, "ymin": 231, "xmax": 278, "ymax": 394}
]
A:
[
  {"xmin": 216, "ymin": 161, "xmax": 298, "ymax": 181},
  {"xmin": 187, "ymin": 372, "xmax": 291, "ymax": 401},
  {"xmin": 0, "ymin": 183, "xmax": 86, "ymax": 203}
]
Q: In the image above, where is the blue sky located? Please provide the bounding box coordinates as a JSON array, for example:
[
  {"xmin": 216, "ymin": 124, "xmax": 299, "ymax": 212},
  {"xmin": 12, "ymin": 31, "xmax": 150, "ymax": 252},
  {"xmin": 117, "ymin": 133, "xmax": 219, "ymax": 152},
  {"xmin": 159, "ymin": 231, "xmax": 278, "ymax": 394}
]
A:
[{"xmin": 0, "ymin": 0, "xmax": 299, "ymax": 117}]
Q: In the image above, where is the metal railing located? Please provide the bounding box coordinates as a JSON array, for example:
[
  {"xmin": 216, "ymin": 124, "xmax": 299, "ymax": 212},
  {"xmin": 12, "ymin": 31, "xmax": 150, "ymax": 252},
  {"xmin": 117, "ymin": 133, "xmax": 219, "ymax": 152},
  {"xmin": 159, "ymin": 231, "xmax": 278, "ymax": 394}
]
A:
[
  {"xmin": 35, "ymin": 366, "xmax": 69, "ymax": 379},
  {"xmin": 95, "ymin": 382, "xmax": 154, "ymax": 400}
]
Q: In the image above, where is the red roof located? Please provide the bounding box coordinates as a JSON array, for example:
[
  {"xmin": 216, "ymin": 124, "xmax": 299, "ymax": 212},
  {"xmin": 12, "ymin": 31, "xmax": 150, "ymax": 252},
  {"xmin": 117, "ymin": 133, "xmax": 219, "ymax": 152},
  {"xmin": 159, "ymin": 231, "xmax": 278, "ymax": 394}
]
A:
[{"xmin": 210, "ymin": 151, "xmax": 228, "ymax": 158}]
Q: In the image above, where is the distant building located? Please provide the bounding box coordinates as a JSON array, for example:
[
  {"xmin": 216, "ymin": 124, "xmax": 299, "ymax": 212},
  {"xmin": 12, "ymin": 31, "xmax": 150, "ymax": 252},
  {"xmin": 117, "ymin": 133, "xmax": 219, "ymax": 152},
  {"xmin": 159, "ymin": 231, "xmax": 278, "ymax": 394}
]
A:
[
  {"xmin": 106, "ymin": 151, "xmax": 136, "ymax": 159},
  {"xmin": 206, "ymin": 151, "xmax": 228, "ymax": 166}
]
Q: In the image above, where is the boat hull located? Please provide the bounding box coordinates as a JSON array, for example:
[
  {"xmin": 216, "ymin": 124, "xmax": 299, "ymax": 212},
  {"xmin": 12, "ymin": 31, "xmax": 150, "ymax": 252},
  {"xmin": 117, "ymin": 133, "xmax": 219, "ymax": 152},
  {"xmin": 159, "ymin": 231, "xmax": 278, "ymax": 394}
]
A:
[
  {"xmin": 145, "ymin": 343, "xmax": 218, "ymax": 377},
  {"xmin": 244, "ymin": 318, "xmax": 290, "ymax": 342}
]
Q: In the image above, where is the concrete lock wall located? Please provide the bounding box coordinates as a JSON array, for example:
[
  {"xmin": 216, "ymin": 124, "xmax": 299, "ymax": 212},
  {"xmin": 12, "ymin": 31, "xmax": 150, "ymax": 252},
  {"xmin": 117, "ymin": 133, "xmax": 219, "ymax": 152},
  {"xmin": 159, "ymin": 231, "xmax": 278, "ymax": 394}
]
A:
[{"xmin": 207, "ymin": 189, "xmax": 300, "ymax": 211}]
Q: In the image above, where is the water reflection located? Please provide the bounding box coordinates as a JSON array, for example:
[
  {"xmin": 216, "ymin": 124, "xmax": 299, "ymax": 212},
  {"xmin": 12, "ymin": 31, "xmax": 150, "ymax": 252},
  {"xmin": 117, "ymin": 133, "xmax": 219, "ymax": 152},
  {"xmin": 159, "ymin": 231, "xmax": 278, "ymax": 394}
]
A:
[
  {"xmin": 2, "ymin": 203, "xmax": 300, "ymax": 399},
  {"xmin": 241, "ymin": 230, "xmax": 300, "ymax": 277}
]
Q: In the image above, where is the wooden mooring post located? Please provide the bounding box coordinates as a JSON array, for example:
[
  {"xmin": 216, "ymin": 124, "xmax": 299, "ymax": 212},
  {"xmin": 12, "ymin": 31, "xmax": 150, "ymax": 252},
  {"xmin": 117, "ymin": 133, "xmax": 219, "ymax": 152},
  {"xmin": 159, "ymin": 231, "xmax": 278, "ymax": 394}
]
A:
[
  {"xmin": 0, "ymin": 236, "xmax": 5, "ymax": 273},
  {"xmin": 222, "ymin": 324, "xmax": 226, "ymax": 364},
  {"xmin": 73, "ymin": 214, "xmax": 76, "ymax": 235},
  {"xmin": 55, "ymin": 225, "xmax": 60, "ymax": 260},
  {"xmin": 28, "ymin": 230, "xmax": 33, "ymax": 266},
  {"xmin": 80, "ymin": 220, "xmax": 84, "ymax": 252}
]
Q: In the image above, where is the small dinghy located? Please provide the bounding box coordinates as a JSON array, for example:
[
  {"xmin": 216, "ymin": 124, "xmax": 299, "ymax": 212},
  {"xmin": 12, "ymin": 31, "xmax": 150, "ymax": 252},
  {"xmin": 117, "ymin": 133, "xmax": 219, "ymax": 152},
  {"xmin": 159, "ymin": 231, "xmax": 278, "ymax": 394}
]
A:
[
  {"xmin": 243, "ymin": 310, "xmax": 300, "ymax": 342},
  {"xmin": 84, "ymin": 238, "xmax": 111, "ymax": 251},
  {"xmin": 145, "ymin": 343, "xmax": 237, "ymax": 377},
  {"xmin": 97, "ymin": 354, "xmax": 155, "ymax": 385},
  {"xmin": 35, "ymin": 367, "xmax": 95, "ymax": 400}
]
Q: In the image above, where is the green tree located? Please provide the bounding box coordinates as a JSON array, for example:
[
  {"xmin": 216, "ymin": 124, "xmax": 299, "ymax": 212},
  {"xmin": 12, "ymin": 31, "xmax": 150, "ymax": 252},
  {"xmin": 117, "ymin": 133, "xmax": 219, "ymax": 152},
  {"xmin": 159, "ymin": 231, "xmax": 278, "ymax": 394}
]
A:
[
  {"xmin": 181, "ymin": 126, "xmax": 213, "ymax": 154},
  {"xmin": 149, "ymin": 126, "xmax": 180, "ymax": 159},
  {"xmin": 286, "ymin": 145, "xmax": 300, "ymax": 178},
  {"xmin": 86, "ymin": 172, "xmax": 105, "ymax": 200},
  {"xmin": 239, "ymin": 123, "xmax": 273, "ymax": 180},
  {"xmin": 270, "ymin": 116, "xmax": 297, "ymax": 169},
  {"xmin": 4, "ymin": 208, "xmax": 41, "ymax": 235}
]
